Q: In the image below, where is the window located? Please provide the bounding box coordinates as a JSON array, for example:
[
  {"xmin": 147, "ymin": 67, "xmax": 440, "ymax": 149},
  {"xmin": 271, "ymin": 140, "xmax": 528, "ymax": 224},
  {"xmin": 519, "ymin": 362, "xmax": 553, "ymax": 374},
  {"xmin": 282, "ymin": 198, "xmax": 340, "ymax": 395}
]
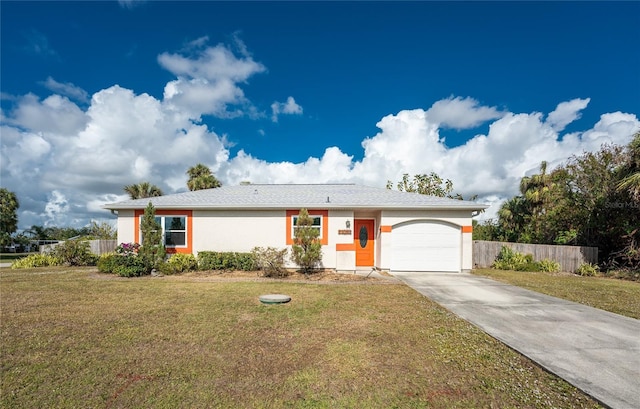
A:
[
  {"xmin": 292, "ymin": 215, "xmax": 322, "ymax": 239},
  {"xmin": 155, "ymin": 216, "xmax": 187, "ymax": 247},
  {"xmin": 135, "ymin": 210, "xmax": 192, "ymax": 254},
  {"xmin": 286, "ymin": 210, "xmax": 329, "ymax": 245}
]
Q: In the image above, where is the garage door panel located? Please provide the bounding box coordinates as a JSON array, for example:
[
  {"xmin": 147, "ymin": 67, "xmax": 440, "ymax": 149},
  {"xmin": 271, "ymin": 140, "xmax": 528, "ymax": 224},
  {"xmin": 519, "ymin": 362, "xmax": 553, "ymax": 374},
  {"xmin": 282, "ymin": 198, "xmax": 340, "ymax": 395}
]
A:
[{"xmin": 391, "ymin": 221, "xmax": 460, "ymax": 272}]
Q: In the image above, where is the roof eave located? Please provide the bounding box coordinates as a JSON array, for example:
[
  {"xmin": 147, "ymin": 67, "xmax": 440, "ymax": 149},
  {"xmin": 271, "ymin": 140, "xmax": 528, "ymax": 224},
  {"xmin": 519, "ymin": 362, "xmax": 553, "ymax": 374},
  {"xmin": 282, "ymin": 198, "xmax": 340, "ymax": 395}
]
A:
[{"xmin": 103, "ymin": 203, "xmax": 489, "ymax": 211}]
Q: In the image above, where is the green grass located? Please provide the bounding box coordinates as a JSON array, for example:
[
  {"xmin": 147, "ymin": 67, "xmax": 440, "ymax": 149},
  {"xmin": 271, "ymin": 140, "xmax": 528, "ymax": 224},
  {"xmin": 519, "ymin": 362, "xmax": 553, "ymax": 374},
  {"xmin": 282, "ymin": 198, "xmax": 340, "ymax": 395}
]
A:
[
  {"xmin": 1, "ymin": 267, "xmax": 601, "ymax": 408},
  {"xmin": 473, "ymin": 268, "xmax": 640, "ymax": 319}
]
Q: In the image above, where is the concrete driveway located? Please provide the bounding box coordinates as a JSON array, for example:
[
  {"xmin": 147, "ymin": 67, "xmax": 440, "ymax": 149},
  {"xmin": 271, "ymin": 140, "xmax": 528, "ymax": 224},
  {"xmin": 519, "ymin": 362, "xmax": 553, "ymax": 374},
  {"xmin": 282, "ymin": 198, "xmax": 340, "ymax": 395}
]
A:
[{"xmin": 392, "ymin": 271, "xmax": 640, "ymax": 409}]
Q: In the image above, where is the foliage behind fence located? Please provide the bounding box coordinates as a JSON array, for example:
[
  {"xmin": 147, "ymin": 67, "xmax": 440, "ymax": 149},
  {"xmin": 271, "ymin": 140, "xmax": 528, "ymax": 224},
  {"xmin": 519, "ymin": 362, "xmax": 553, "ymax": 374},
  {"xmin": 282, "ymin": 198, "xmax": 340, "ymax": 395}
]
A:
[
  {"xmin": 41, "ymin": 240, "xmax": 117, "ymax": 256},
  {"xmin": 473, "ymin": 240, "xmax": 598, "ymax": 273}
]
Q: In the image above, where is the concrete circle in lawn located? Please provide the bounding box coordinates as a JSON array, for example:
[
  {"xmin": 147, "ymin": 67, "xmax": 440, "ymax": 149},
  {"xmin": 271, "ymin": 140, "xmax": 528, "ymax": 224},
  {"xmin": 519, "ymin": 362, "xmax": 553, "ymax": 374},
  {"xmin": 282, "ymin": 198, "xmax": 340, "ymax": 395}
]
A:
[{"xmin": 259, "ymin": 294, "xmax": 292, "ymax": 304}]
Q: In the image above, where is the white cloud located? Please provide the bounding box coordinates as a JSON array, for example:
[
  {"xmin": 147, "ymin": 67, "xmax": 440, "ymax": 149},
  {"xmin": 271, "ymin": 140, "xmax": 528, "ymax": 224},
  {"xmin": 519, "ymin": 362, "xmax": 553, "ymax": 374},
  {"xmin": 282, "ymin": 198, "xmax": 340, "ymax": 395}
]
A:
[
  {"xmin": 7, "ymin": 93, "xmax": 87, "ymax": 135},
  {"xmin": 158, "ymin": 39, "xmax": 266, "ymax": 119},
  {"xmin": 41, "ymin": 77, "xmax": 90, "ymax": 104},
  {"xmin": 43, "ymin": 191, "xmax": 70, "ymax": 227},
  {"xmin": 425, "ymin": 96, "xmax": 504, "ymax": 129},
  {"xmin": 158, "ymin": 40, "xmax": 265, "ymax": 82},
  {"xmin": 546, "ymin": 98, "xmax": 590, "ymax": 132},
  {"xmin": 271, "ymin": 96, "xmax": 303, "ymax": 122}
]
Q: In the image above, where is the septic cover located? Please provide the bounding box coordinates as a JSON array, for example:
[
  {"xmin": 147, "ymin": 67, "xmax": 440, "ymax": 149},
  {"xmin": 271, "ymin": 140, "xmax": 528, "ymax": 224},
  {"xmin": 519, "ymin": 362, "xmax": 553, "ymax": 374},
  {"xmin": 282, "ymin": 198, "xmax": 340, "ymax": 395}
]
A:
[{"xmin": 259, "ymin": 294, "xmax": 292, "ymax": 304}]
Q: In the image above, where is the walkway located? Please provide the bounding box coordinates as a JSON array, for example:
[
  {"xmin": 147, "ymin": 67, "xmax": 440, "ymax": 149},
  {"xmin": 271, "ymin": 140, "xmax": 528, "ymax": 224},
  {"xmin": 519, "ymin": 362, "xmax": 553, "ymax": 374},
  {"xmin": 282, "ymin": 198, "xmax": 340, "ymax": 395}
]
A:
[{"xmin": 391, "ymin": 271, "xmax": 640, "ymax": 409}]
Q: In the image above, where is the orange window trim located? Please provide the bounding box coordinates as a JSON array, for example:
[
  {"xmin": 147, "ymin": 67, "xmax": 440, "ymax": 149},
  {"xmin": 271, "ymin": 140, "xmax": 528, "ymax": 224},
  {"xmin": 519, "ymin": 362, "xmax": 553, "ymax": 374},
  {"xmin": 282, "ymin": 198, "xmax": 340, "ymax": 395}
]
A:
[
  {"xmin": 134, "ymin": 209, "xmax": 193, "ymax": 254},
  {"xmin": 286, "ymin": 209, "xmax": 329, "ymax": 245},
  {"xmin": 462, "ymin": 225, "xmax": 473, "ymax": 233},
  {"xmin": 336, "ymin": 243, "xmax": 356, "ymax": 251},
  {"xmin": 380, "ymin": 225, "xmax": 392, "ymax": 233}
]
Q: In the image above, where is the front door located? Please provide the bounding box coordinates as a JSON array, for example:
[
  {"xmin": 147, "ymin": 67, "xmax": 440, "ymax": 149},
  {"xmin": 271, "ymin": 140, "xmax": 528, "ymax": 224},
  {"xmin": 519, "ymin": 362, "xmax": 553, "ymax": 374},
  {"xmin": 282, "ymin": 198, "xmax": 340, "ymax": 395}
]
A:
[{"xmin": 355, "ymin": 219, "xmax": 375, "ymax": 266}]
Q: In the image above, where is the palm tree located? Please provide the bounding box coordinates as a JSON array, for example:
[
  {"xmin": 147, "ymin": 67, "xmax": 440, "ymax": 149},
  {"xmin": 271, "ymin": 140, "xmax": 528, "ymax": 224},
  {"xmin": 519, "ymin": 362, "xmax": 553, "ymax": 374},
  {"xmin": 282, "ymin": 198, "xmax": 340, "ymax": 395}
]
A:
[
  {"xmin": 186, "ymin": 163, "xmax": 221, "ymax": 191},
  {"xmin": 617, "ymin": 133, "xmax": 640, "ymax": 201},
  {"xmin": 123, "ymin": 182, "xmax": 164, "ymax": 199}
]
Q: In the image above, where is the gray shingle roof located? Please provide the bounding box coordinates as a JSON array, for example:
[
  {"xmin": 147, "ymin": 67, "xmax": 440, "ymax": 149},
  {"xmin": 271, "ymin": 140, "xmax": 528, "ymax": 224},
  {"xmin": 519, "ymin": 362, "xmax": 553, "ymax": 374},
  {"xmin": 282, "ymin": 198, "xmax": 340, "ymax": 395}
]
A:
[{"xmin": 103, "ymin": 184, "xmax": 488, "ymax": 211}]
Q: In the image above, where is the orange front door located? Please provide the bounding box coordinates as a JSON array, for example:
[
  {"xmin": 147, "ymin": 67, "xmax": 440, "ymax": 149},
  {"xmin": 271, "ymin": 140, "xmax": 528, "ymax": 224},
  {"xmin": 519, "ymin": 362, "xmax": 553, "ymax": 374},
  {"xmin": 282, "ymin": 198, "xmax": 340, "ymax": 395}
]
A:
[{"xmin": 355, "ymin": 219, "xmax": 375, "ymax": 266}]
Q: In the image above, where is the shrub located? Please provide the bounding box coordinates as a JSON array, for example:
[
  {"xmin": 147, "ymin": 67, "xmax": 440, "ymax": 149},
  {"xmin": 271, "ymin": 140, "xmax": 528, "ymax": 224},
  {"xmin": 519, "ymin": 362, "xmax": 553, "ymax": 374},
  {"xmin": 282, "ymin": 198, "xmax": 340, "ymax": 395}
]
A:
[
  {"xmin": 290, "ymin": 208, "xmax": 323, "ymax": 273},
  {"xmin": 97, "ymin": 253, "xmax": 119, "ymax": 273},
  {"xmin": 51, "ymin": 240, "xmax": 98, "ymax": 266},
  {"xmin": 252, "ymin": 247, "xmax": 288, "ymax": 278},
  {"xmin": 97, "ymin": 253, "xmax": 147, "ymax": 277},
  {"xmin": 163, "ymin": 253, "xmax": 198, "ymax": 274},
  {"xmin": 197, "ymin": 251, "xmax": 257, "ymax": 271},
  {"xmin": 492, "ymin": 246, "xmax": 559, "ymax": 272},
  {"xmin": 235, "ymin": 252, "xmax": 257, "ymax": 271},
  {"xmin": 11, "ymin": 254, "xmax": 60, "ymax": 269},
  {"xmin": 576, "ymin": 263, "xmax": 599, "ymax": 277},
  {"xmin": 138, "ymin": 203, "xmax": 165, "ymax": 272},
  {"xmin": 492, "ymin": 246, "xmax": 531, "ymax": 271},
  {"xmin": 538, "ymin": 259, "xmax": 561, "ymax": 273}
]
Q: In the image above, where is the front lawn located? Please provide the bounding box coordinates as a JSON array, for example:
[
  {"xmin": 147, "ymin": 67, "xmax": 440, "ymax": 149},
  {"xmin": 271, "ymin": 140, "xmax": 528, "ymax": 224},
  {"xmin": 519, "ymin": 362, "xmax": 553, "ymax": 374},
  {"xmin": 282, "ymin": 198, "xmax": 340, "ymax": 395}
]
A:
[
  {"xmin": 472, "ymin": 268, "xmax": 640, "ymax": 319},
  {"xmin": 1, "ymin": 268, "xmax": 601, "ymax": 408}
]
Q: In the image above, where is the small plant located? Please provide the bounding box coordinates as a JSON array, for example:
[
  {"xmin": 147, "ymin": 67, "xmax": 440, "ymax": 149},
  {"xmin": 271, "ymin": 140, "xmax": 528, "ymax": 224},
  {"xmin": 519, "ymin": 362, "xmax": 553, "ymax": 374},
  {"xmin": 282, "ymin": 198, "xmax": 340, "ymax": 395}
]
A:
[
  {"xmin": 11, "ymin": 254, "xmax": 60, "ymax": 269},
  {"xmin": 492, "ymin": 246, "xmax": 532, "ymax": 271},
  {"xmin": 538, "ymin": 259, "xmax": 561, "ymax": 273},
  {"xmin": 576, "ymin": 263, "xmax": 599, "ymax": 277},
  {"xmin": 163, "ymin": 253, "xmax": 198, "ymax": 274},
  {"xmin": 97, "ymin": 253, "xmax": 119, "ymax": 273},
  {"xmin": 51, "ymin": 240, "xmax": 98, "ymax": 266},
  {"xmin": 251, "ymin": 247, "xmax": 288, "ymax": 278}
]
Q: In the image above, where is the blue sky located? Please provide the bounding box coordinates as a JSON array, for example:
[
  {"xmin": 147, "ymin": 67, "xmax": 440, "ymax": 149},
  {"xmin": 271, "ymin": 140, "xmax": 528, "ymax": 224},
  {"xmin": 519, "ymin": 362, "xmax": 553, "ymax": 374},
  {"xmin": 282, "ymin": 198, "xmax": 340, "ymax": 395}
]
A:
[{"xmin": 1, "ymin": 1, "xmax": 639, "ymax": 229}]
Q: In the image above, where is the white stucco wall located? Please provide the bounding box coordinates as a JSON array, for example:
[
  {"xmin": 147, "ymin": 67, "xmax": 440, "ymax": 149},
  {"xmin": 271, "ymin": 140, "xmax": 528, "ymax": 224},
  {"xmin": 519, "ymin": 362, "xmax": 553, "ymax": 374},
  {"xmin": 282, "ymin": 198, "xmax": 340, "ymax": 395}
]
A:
[
  {"xmin": 192, "ymin": 210, "xmax": 285, "ymax": 254},
  {"xmin": 116, "ymin": 210, "xmax": 135, "ymax": 244},
  {"xmin": 331, "ymin": 209, "xmax": 355, "ymax": 271}
]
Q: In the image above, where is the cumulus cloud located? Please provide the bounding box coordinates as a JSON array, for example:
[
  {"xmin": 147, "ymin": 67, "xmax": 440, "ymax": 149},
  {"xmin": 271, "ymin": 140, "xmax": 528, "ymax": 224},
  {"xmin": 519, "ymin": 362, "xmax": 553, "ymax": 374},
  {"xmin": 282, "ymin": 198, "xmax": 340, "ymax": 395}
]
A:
[
  {"xmin": 271, "ymin": 96, "xmax": 303, "ymax": 122},
  {"xmin": 2, "ymin": 38, "xmax": 639, "ymax": 230},
  {"xmin": 425, "ymin": 96, "xmax": 504, "ymax": 129},
  {"xmin": 546, "ymin": 98, "xmax": 590, "ymax": 132},
  {"xmin": 41, "ymin": 77, "xmax": 90, "ymax": 104},
  {"xmin": 158, "ymin": 38, "xmax": 266, "ymax": 119}
]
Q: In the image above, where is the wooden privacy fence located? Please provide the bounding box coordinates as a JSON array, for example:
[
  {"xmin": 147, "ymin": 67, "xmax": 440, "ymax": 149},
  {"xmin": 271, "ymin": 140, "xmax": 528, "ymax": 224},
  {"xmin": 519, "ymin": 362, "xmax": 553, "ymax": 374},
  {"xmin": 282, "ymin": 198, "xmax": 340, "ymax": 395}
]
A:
[
  {"xmin": 473, "ymin": 240, "xmax": 598, "ymax": 273},
  {"xmin": 41, "ymin": 240, "xmax": 117, "ymax": 255}
]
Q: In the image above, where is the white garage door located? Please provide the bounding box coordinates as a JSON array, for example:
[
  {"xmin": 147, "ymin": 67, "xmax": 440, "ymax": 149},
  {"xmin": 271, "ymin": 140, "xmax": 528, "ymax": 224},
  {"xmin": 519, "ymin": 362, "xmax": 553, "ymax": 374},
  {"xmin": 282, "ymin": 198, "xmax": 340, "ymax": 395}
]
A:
[{"xmin": 391, "ymin": 221, "xmax": 461, "ymax": 272}]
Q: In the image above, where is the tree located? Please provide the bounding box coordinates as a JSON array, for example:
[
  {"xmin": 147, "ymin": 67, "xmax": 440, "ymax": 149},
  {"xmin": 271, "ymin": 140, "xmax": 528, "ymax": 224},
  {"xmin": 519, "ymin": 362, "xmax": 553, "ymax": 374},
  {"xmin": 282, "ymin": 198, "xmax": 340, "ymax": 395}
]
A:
[
  {"xmin": 290, "ymin": 208, "xmax": 322, "ymax": 274},
  {"xmin": 0, "ymin": 188, "xmax": 19, "ymax": 247},
  {"xmin": 186, "ymin": 163, "xmax": 221, "ymax": 191},
  {"xmin": 88, "ymin": 221, "xmax": 117, "ymax": 239},
  {"xmin": 494, "ymin": 137, "xmax": 640, "ymax": 271},
  {"xmin": 123, "ymin": 182, "xmax": 163, "ymax": 200},
  {"xmin": 138, "ymin": 202, "xmax": 165, "ymax": 272},
  {"xmin": 386, "ymin": 172, "xmax": 476, "ymax": 200},
  {"xmin": 616, "ymin": 132, "xmax": 640, "ymax": 202}
]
